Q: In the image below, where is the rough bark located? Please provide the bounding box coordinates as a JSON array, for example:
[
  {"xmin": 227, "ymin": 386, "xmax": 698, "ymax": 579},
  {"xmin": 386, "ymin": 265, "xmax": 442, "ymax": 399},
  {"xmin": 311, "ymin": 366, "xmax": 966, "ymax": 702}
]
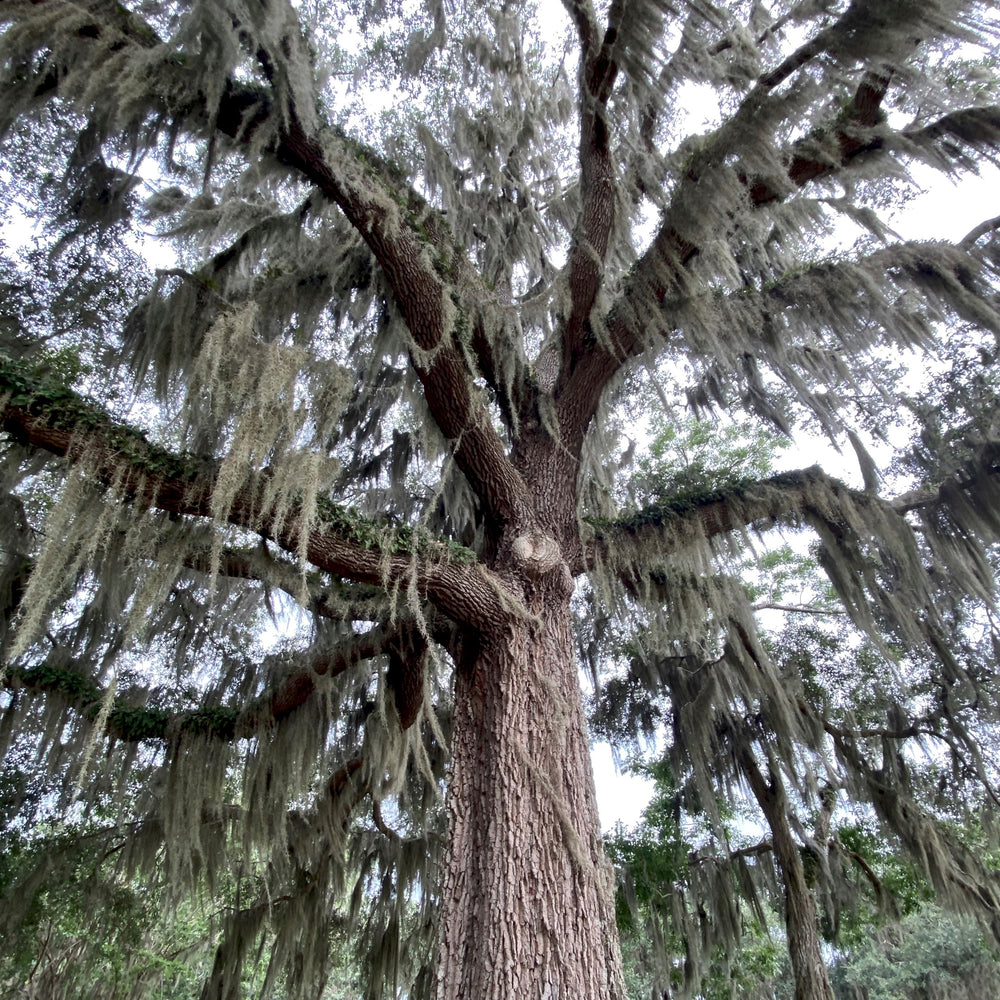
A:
[{"xmin": 437, "ymin": 578, "xmax": 626, "ymax": 1000}]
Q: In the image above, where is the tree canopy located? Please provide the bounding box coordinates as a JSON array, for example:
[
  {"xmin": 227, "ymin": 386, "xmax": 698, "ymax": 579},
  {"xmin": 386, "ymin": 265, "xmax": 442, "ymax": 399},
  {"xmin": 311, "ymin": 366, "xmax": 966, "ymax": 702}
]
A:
[{"xmin": 2, "ymin": 1, "xmax": 1000, "ymax": 998}]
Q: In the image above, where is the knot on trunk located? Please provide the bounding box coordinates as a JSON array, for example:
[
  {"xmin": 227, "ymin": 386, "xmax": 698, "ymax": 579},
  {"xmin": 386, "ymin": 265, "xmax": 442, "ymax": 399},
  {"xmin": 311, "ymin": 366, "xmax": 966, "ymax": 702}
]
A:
[{"xmin": 511, "ymin": 531, "xmax": 563, "ymax": 577}]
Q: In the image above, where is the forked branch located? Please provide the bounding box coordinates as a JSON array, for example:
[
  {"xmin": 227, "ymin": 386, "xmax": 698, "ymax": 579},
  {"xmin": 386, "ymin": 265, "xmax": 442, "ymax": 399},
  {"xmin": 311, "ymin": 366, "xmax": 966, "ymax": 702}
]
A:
[{"xmin": 555, "ymin": 8, "xmax": 951, "ymax": 448}]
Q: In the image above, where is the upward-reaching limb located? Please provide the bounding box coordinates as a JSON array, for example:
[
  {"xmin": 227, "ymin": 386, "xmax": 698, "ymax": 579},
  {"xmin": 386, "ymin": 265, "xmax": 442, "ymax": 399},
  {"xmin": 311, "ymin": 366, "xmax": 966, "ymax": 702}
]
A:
[
  {"xmin": 558, "ymin": 0, "xmax": 628, "ymax": 371},
  {"xmin": 553, "ymin": 0, "xmax": 999, "ymax": 452},
  {"xmin": 3, "ymin": 0, "xmax": 534, "ymax": 528}
]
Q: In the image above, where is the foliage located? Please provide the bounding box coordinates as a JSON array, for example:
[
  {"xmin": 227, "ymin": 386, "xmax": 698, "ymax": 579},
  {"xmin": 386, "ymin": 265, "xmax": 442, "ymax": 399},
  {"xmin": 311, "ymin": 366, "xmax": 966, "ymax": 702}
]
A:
[
  {"xmin": 833, "ymin": 905, "xmax": 1000, "ymax": 1000},
  {"xmin": 633, "ymin": 417, "xmax": 788, "ymax": 507},
  {"xmin": 605, "ymin": 562, "xmax": 1000, "ymax": 997},
  {"xmin": 0, "ymin": 767, "xmax": 210, "ymax": 1000},
  {"xmin": 1, "ymin": 0, "xmax": 1000, "ymax": 998}
]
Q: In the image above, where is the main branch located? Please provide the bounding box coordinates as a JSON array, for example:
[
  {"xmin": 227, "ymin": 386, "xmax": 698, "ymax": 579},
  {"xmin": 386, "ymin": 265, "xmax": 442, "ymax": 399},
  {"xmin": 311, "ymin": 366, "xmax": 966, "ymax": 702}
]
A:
[
  {"xmin": 0, "ymin": 361, "xmax": 510, "ymax": 628},
  {"xmin": 2, "ymin": 628, "xmax": 387, "ymax": 743},
  {"xmin": 581, "ymin": 466, "xmax": 838, "ymax": 574},
  {"xmin": 554, "ymin": 68, "xmax": 898, "ymax": 449},
  {"xmin": 8, "ymin": 0, "xmax": 532, "ymax": 528},
  {"xmin": 553, "ymin": 0, "xmax": 999, "ymax": 449},
  {"xmin": 559, "ymin": 0, "xmax": 621, "ymax": 371}
]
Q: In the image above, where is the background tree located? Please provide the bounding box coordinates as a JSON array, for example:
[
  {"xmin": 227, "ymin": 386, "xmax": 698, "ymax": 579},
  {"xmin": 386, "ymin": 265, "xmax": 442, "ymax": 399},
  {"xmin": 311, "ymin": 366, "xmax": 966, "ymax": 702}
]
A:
[
  {"xmin": 2, "ymin": 2, "xmax": 1000, "ymax": 999},
  {"xmin": 601, "ymin": 411, "xmax": 1000, "ymax": 999},
  {"xmin": 605, "ymin": 606, "xmax": 1000, "ymax": 999},
  {"xmin": 833, "ymin": 905, "xmax": 1000, "ymax": 1000}
]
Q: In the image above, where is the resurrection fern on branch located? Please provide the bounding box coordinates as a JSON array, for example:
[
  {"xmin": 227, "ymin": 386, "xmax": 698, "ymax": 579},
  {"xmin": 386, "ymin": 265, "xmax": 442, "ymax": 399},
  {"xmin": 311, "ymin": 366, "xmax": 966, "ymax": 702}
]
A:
[{"xmin": 1, "ymin": 1, "xmax": 1000, "ymax": 998}]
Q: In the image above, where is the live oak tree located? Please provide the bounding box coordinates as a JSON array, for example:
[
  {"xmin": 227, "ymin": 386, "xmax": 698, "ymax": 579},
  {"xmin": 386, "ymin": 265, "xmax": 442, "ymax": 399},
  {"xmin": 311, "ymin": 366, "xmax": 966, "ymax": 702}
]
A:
[{"xmin": 2, "ymin": 2, "xmax": 1000, "ymax": 999}]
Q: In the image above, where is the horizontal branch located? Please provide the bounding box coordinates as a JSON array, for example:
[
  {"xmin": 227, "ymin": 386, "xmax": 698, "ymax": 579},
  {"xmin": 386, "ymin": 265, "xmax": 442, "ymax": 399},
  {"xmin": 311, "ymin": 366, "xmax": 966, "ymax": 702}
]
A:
[
  {"xmin": 751, "ymin": 602, "xmax": 846, "ymax": 618},
  {"xmin": 821, "ymin": 716, "xmax": 924, "ymax": 743},
  {"xmin": 182, "ymin": 542, "xmax": 389, "ymax": 623},
  {"xmin": 581, "ymin": 466, "xmax": 835, "ymax": 573},
  {"xmin": 890, "ymin": 444, "xmax": 1000, "ymax": 517},
  {"xmin": 889, "ymin": 441, "xmax": 1000, "ymax": 601},
  {"xmin": 0, "ymin": 357, "xmax": 513, "ymax": 628},
  {"xmin": 2, "ymin": 624, "xmax": 403, "ymax": 743},
  {"xmin": 586, "ymin": 453, "xmax": 1000, "ymax": 651},
  {"xmin": 961, "ymin": 214, "xmax": 1000, "ymax": 249}
]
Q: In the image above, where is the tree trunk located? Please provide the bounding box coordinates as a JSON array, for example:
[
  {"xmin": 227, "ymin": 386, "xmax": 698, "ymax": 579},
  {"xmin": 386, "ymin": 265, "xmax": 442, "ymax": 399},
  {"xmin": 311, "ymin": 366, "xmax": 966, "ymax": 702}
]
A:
[
  {"xmin": 741, "ymin": 750, "xmax": 835, "ymax": 1000},
  {"xmin": 436, "ymin": 577, "xmax": 626, "ymax": 999}
]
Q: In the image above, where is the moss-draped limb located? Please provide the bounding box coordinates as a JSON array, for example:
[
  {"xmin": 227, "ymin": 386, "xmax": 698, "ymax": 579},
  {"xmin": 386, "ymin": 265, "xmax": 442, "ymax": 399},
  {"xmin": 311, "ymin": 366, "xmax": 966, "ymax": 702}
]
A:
[
  {"xmin": 646, "ymin": 240, "xmax": 1000, "ymax": 433},
  {"xmin": 4, "ymin": 659, "xmax": 241, "ymax": 742},
  {"xmin": 580, "ymin": 466, "xmax": 835, "ymax": 573},
  {"xmin": 825, "ymin": 721, "xmax": 1000, "ymax": 939},
  {"xmin": 0, "ymin": 538, "xmax": 390, "ymax": 656},
  {"xmin": 200, "ymin": 753, "xmax": 369, "ymax": 1000},
  {"xmin": 181, "ymin": 542, "xmax": 391, "ymax": 623},
  {"xmin": 888, "ymin": 440, "xmax": 1000, "ymax": 605},
  {"xmin": 582, "ymin": 460, "xmax": 1000, "ymax": 655},
  {"xmin": 893, "ymin": 442, "xmax": 1000, "ymax": 522},
  {"xmin": 0, "ymin": 619, "xmax": 425, "ymax": 743},
  {"xmin": 554, "ymin": 39, "xmax": 895, "ymax": 450},
  {"xmin": 676, "ymin": 240, "xmax": 998, "ymax": 352},
  {"xmin": 0, "ymin": 357, "xmax": 516, "ymax": 629},
  {"xmin": 223, "ymin": 103, "xmax": 534, "ymax": 526},
  {"xmin": 585, "ymin": 455, "xmax": 998, "ymax": 576},
  {"xmin": 233, "ymin": 91, "xmax": 532, "ymax": 522},
  {"xmin": 554, "ymin": 77, "xmax": 997, "ymax": 454},
  {"xmin": 3, "ymin": 0, "xmax": 533, "ymax": 527}
]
